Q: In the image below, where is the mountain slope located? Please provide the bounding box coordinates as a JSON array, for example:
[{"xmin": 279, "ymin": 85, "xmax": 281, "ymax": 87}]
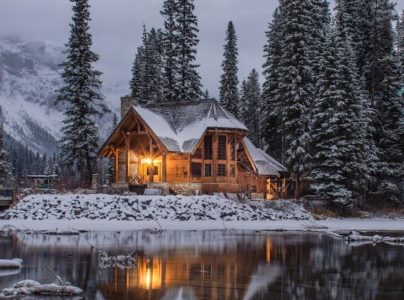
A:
[{"xmin": 0, "ymin": 37, "xmax": 127, "ymax": 157}]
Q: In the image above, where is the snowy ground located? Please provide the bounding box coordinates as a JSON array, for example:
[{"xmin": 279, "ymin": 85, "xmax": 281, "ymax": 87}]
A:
[{"xmin": 0, "ymin": 194, "xmax": 403, "ymax": 233}]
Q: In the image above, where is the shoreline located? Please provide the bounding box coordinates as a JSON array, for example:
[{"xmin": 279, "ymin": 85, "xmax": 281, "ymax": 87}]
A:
[{"xmin": 1, "ymin": 218, "xmax": 404, "ymax": 233}]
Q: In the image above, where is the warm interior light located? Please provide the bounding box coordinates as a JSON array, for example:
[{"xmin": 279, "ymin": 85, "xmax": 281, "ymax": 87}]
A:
[{"xmin": 141, "ymin": 158, "xmax": 153, "ymax": 165}]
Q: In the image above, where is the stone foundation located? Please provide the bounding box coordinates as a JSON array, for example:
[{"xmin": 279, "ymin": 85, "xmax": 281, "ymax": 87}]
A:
[
  {"xmin": 147, "ymin": 182, "xmax": 170, "ymax": 195},
  {"xmin": 169, "ymin": 183, "xmax": 202, "ymax": 196}
]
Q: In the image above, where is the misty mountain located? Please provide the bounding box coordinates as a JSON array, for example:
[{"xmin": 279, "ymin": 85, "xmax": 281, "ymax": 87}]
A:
[{"xmin": 0, "ymin": 36, "xmax": 127, "ymax": 157}]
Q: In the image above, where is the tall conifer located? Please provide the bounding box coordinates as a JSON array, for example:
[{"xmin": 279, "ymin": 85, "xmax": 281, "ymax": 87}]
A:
[
  {"xmin": 262, "ymin": 7, "xmax": 284, "ymax": 162},
  {"xmin": 240, "ymin": 69, "xmax": 262, "ymax": 148},
  {"xmin": 58, "ymin": 0, "xmax": 108, "ymax": 185},
  {"xmin": 219, "ymin": 21, "xmax": 239, "ymax": 117},
  {"xmin": 277, "ymin": 0, "xmax": 315, "ymax": 198}
]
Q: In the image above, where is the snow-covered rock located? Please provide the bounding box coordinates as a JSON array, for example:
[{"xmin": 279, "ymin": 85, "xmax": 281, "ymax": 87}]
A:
[
  {"xmin": 0, "ymin": 258, "xmax": 23, "ymax": 269},
  {"xmin": 0, "ymin": 194, "xmax": 311, "ymax": 222},
  {"xmin": 1, "ymin": 280, "xmax": 83, "ymax": 297},
  {"xmin": 346, "ymin": 231, "xmax": 404, "ymax": 245}
]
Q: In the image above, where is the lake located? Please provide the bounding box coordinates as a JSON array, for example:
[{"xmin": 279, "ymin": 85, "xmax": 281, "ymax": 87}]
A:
[{"xmin": 1, "ymin": 230, "xmax": 404, "ymax": 299}]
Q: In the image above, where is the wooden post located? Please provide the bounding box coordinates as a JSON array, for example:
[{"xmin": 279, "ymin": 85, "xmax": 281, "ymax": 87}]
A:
[
  {"xmin": 226, "ymin": 133, "xmax": 230, "ymax": 183},
  {"xmin": 114, "ymin": 148, "xmax": 119, "ymax": 184},
  {"xmin": 162, "ymin": 154, "xmax": 167, "ymax": 182},
  {"xmin": 282, "ymin": 178, "xmax": 286, "ymax": 199},
  {"xmin": 188, "ymin": 154, "xmax": 191, "ymax": 183},
  {"xmin": 267, "ymin": 177, "xmax": 271, "ymax": 200},
  {"xmin": 126, "ymin": 135, "xmax": 130, "ymax": 183},
  {"xmin": 213, "ymin": 129, "xmax": 218, "ymax": 182},
  {"xmin": 235, "ymin": 132, "xmax": 239, "ymax": 181},
  {"xmin": 149, "ymin": 135, "xmax": 154, "ymax": 183}
]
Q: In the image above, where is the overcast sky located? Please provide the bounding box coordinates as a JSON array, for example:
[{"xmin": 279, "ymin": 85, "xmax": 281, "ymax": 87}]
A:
[{"xmin": 1, "ymin": 0, "xmax": 403, "ymax": 98}]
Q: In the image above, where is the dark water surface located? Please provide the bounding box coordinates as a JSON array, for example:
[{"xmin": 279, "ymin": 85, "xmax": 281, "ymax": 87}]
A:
[{"xmin": 0, "ymin": 231, "xmax": 404, "ymax": 300}]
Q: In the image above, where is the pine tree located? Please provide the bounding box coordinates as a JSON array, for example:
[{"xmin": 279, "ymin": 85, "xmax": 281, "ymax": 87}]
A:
[
  {"xmin": 311, "ymin": 0, "xmax": 331, "ymax": 79},
  {"xmin": 203, "ymin": 89, "xmax": 210, "ymax": 100},
  {"xmin": 0, "ymin": 106, "xmax": 12, "ymax": 185},
  {"xmin": 129, "ymin": 45, "xmax": 146, "ymax": 102},
  {"xmin": 334, "ymin": 8, "xmax": 373, "ymax": 205},
  {"xmin": 311, "ymin": 24, "xmax": 353, "ymax": 209},
  {"xmin": 130, "ymin": 27, "xmax": 164, "ymax": 104},
  {"xmin": 175, "ymin": 0, "xmax": 202, "ymax": 100},
  {"xmin": 352, "ymin": 0, "xmax": 404, "ymax": 203},
  {"xmin": 143, "ymin": 28, "xmax": 164, "ymax": 103},
  {"xmin": 277, "ymin": 0, "xmax": 315, "ymax": 198},
  {"xmin": 240, "ymin": 69, "xmax": 262, "ymax": 148},
  {"xmin": 398, "ymin": 11, "xmax": 404, "ymax": 81},
  {"xmin": 161, "ymin": 0, "xmax": 179, "ymax": 101},
  {"xmin": 57, "ymin": 0, "xmax": 109, "ymax": 185},
  {"xmin": 219, "ymin": 21, "xmax": 239, "ymax": 117},
  {"xmin": 261, "ymin": 7, "xmax": 284, "ymax": 162}
]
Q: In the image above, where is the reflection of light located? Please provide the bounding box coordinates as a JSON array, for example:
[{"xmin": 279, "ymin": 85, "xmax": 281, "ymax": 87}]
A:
[
  {"xmin": 145, "ymin": 267, "xmax": 151, "ymax": 289},
  {"xmin": 266, "ymin": 238, "xmax": 271, "ymax": 262},
  {"xmin": 141, "ymin": 158, "xmax": 152, "ymax": 165},
  {"xmin": 137, "ymin": 257, "xmax": 162, "ymax": 290}
]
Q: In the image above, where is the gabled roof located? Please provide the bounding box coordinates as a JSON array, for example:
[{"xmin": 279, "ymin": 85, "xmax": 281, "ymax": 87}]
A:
[
  {"xmin": 242, "ymin": 138, "xmax": 287, "ymax": 176},
  {"xmin": 133, "ymin": 99, "xmax": 248, "ymax": 153}
]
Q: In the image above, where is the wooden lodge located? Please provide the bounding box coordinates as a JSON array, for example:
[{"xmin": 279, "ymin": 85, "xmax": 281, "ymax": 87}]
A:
[{"xmin": 99, "ymin": 97, "xmax": 287, "ymax": 199}]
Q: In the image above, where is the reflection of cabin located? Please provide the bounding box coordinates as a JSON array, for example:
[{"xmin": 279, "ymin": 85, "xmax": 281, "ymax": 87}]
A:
[
  {"xmin": 100, "ymin": 239, "xmax": 274, "ymax": 300},
  {"xmin": 99, "ymin": 97, "xmax": 287, "ymax": 198}
]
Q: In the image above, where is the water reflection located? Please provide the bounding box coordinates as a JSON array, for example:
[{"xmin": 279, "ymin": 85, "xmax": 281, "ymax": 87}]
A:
[{"xmin": 0, "ymin": 231, "xmax": 403, "ymax": 299}]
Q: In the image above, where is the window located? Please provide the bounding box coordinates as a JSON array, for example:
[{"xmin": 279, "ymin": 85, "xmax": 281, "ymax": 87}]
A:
[
  {"xmin": 204, "ymin": 135, "xmax": 212, "ymax": 159},
  {"xmin": 218, "ymin": 135, "xmax": 227, "ymax": 160},
  {"xmin": 218, "ymin": 164, "xmax": 226, "ymax": 176},
  {"xmin": 230, "ymin": 164, "xmax": 236, "ymax": 177},
  {"xmin": 191, "ymin": 162, "xmax": 202, "ymax": 177},
  {"xmin": 204, "ymin": 164, "xmax": 212, "ymax": 177}
]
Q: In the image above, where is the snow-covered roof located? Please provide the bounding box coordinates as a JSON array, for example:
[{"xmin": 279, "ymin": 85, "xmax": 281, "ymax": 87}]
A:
[
  {"xmin": 242, "ymin": 138, "xmax": 287, "ymax": 176},
  {"xmin": 133, "ymin": 100, "xmax": 248, "ymax": 153}
]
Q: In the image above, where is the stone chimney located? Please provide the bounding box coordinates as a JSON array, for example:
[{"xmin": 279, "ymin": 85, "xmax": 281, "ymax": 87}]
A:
[{"xmin": 120, "ymin": 96, "xmax": 138, "ymax": 118}]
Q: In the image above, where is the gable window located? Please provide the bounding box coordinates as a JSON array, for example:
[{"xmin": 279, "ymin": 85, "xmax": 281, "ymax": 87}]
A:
[
  {"xmin": 204, "ymin": 135, "xmax": 213, "ymax": 159},
  {"xmin": 218, "ymin": 135, "xmax": 227, "ymax": 160},
  {"xmin": 204, "ymin": 164, "xmax": 212, "ymax": 177},
  {"xmin": 218, "ymin": 164, "xmax": 226, "ymax": 177}
]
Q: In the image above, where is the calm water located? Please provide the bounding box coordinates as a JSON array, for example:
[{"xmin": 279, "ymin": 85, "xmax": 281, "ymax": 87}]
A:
[{"xmin": 0, "ymin": 230, "xmax": 404, "ymax": 300}]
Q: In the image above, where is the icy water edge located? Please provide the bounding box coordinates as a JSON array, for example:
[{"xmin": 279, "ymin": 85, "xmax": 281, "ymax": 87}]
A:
[{"xmin": 1, "ymin": 231, "xmax": 404, "ymax": 300}]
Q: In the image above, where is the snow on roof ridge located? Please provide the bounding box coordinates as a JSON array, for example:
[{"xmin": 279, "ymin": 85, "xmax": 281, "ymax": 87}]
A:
[
  {"xmin": 217, "ymin": 102, "xmax": 233, "ymax": 119},
  {"xmin": 212, "ymin": 101, "xmax": 218, "ymax": 120},
  {"xmin": 206, "ymin": 102, "xmax": 214, "ymax": 121},
  {"xmin": 132, "ymin": 101, "xmax": 247, "ymax": 153}
]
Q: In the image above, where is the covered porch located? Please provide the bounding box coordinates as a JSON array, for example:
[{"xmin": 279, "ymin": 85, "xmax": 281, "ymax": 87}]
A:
[{"xmin": 99, "ymin": 112, "xmax": 168, "ymax": 187}]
